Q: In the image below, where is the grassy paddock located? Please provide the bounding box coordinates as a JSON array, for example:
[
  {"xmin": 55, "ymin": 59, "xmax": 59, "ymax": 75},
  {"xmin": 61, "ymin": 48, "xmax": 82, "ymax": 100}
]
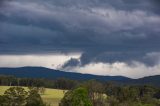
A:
[{"xmin": 0, "ymin": 86, "xmax": 66, "ymax": 106}]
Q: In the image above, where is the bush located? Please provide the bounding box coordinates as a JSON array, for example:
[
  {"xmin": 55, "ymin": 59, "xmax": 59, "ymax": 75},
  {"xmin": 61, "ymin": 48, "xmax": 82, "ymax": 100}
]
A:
[
  {"xmin": 0, "ymin": 95, "xmax": 7, "ymax": 106},
  {"xmin": 60, "ymin": 87, "xmax": 92, "ymax": 106},
  {"xmin": 4, "ymin": 87, "xmax": 28, "ymax": 106},
  {"xmin": 26, "ymin": 88, "xmax": 46, "ymax": 106}
]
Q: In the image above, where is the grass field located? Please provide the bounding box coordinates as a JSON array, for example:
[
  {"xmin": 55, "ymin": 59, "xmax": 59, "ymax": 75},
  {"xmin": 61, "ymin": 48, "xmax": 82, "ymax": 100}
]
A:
[{"xmin": 0, "ymin": 86, "xmax": 66, "ymax": 106}]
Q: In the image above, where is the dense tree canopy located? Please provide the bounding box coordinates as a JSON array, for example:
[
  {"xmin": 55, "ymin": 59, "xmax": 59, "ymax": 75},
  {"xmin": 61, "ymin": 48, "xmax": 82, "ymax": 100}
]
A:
[
  {"xmin": 4, "ymin": 87, "xmax": 28, "ymax": 106},
  {"xmin": 60, "ymin": 87, "xmax": 92, "ymax": 106}
]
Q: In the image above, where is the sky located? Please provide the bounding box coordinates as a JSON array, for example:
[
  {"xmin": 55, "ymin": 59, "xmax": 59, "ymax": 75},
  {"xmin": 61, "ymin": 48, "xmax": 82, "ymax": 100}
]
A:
[{"xmin": 0, "ymin": 0, "xmax": 160, "ymax": 78}]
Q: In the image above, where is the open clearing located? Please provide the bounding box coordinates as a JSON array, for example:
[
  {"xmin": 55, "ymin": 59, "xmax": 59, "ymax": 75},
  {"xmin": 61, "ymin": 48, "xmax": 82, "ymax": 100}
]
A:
[{"xmin": 0, "ymin": 86, "xmax": 66, "ymax": 106}]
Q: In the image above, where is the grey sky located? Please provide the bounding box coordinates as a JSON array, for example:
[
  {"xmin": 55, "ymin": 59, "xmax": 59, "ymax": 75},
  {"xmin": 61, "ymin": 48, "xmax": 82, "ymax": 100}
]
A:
[{"xmin": 0, "ymin": 0, "xmax": 160, "ymax": 78}]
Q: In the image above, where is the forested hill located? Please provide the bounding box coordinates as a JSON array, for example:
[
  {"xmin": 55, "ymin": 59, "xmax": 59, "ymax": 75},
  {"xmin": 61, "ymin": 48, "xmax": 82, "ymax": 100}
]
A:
[
  {"xmin": 129, "ymin": 75, "xmax": 160, "ymax": 85},
  {"xmin": 0, "ymin": 67, "xmax": 129, "ymax": 81},
  {"xmin": 0, "ymin": 67, "xmax": 160, "ymax": 85}
]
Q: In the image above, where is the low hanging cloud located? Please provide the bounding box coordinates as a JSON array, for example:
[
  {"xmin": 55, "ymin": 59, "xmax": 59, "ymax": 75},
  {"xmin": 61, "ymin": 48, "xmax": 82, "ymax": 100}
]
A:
[
  {"xmin": 61, "ymin": 52, "xmax": 160, "ymax": 78},
  {"xmin": 61, "ymin": 52, "xmax": 160, "ymax": 69},
  {"xmin": 68, "ymin": 62, "xmax": 160, "ymax": 79}
]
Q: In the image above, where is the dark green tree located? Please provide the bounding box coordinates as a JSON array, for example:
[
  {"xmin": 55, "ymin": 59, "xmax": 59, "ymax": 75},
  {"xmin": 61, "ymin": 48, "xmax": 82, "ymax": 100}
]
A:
[
  {"xmin": 154, "ymin": 90, "xmax": 160, "ymax": 99},
  {"xmin": 4, "ymin": 87, "xmax": 28, "ymax": 106},
  {"xmin": 81, "ymin": 80, "xmax": 105, "ymax": 106},
  {"xmin": 0, "ymin": 95, "xmax": 7, "ymax": 106},
  {"xmin": 60, "ymin": 87, "xmax": 92, "ymax": 106},
  {"xmin": 26, "ymin": 88, "xmax": 46, "ymax": 106}
]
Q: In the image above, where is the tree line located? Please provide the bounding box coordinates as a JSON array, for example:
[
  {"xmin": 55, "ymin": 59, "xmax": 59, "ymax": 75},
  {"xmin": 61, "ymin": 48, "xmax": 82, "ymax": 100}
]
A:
[
  {"xmin": 0, "ymin": 75, "xmax": 78, "ymax": 90},
  {"xmin": 1, "ymin": 75, "xmax": 160, "ymax": 106},
  {"xmin": 60, "ymin": 80, "xmax": 160, "ymax": 106}
]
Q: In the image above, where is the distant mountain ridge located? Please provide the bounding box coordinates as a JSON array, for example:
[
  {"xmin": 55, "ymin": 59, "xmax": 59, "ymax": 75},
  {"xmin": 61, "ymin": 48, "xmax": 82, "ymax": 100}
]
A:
[
  {"xmin": 0, "ymin": 67, "xmax": 159, "ymax": 86},
  {"xmin": 0, "ymin": 67, "xmax": 129, "ymax": 81}
]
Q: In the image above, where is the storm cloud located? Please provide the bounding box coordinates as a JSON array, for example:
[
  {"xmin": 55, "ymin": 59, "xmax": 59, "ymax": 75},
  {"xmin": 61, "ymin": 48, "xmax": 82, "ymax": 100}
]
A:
[{"xmin": 0, "ymin": 0, "xmax": 160, "ymax": 76}]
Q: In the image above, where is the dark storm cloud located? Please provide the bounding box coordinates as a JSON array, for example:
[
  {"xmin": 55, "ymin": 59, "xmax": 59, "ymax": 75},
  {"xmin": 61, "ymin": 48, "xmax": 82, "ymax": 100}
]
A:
[
  {"xmin": 62, "ymin": 52, "xmax": 160, "ymax": 68},
  {"xmin": 0, "ymin": 0, "xmax": 6, "ymax": 7},
  {"xmin": 62, "ymin": 58, "xmax": 80, "ymax": 68},
  {"xmin": 0, "ymin": 0, "xmax": 12, "ymax": 6},
  {"xmin": 0, "ymin": 0, "xmax": 160, "ymax": 66}
]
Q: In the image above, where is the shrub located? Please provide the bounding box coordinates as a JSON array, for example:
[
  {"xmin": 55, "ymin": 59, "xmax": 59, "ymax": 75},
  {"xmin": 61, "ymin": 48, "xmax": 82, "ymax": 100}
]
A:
[
  {"xmin": 60, "ymin": 87, "xmax": 92, "ymax": 106},
  {"xmin": 4, "ymin": 87, "xmax": 28, "ymax": 106}
]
